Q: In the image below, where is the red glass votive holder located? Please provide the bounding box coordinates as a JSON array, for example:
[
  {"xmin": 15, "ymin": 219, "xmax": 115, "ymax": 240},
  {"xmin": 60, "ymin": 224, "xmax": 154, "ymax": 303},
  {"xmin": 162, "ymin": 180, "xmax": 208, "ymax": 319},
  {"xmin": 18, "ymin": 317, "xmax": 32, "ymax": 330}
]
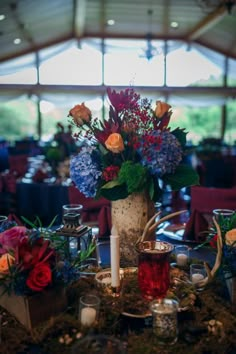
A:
[{"xmin": 136, "ymin": 241, "xmax": 174, "ymax": 300}]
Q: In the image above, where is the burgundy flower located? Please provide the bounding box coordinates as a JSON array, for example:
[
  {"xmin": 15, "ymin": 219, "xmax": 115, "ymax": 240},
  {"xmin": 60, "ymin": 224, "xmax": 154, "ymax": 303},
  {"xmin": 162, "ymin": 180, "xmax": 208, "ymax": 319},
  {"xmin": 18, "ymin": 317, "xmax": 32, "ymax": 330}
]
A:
[
  {"xmin": 102, "ymin": 165, "xmax": 120, "ymax": 181},
  {"xmin": 15, "ymin": 237, "xmax": 55, "ymax": 270},
  {"xmin": 0, "ymin": 226, "xmax": 28, "ymax": 255},
  {"xmin": 107, "ymin": 87, "xmax": 140, "ymax": 113},
  {"xmin": 210, "ymin": 234, "xmax": 218, "ymax": 248}
]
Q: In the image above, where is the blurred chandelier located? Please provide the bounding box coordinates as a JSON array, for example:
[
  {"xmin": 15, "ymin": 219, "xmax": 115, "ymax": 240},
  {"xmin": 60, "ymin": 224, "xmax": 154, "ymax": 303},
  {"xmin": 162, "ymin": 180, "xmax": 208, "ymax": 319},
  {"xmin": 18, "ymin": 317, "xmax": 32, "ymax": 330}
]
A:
[
  {"xmin": 141, "ymin": 9, "xmax": 159, "ymax": 61},
  {"xmin": 197, "ymin": 0, "xmax": 236, "ymax": 14}
]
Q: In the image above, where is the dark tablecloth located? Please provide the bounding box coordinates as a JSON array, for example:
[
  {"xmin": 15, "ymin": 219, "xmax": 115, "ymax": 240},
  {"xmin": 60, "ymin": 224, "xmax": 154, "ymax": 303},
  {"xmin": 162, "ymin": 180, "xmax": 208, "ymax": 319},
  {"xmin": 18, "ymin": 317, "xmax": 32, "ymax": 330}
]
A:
[{"xmin": 16, "ymin": 182, "xmax": 69, "ymax": 225}]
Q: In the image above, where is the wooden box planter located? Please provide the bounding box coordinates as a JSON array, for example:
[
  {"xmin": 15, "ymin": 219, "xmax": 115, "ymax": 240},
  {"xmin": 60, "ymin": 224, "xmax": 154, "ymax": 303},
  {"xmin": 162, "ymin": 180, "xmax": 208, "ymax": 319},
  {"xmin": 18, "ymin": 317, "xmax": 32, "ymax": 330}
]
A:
[{"xmin": 0, "ymin": 286, "xmax": 67, "ymax": 331}]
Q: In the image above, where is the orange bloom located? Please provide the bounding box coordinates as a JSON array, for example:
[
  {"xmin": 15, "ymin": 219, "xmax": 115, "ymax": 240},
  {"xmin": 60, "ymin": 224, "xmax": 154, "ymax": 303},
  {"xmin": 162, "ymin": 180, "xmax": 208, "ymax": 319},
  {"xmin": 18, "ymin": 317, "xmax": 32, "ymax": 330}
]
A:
[
  {"xmin": 155, "ymin": 101, "xmax": 171, "ymax": 118},
  {"xmin": 105, "ymin": 133, "xmax": 125, "ymax": 153},
  {"xmin": 68, "ymin": 103, "xmax": 91, "ymax": 126},
  {"xmin": 225, "ymin": 229, "xmax": 236, "ymax": 246},
  {"xmin": 0, "ymin": 253, "xmax": 15, "ymax": 274}
]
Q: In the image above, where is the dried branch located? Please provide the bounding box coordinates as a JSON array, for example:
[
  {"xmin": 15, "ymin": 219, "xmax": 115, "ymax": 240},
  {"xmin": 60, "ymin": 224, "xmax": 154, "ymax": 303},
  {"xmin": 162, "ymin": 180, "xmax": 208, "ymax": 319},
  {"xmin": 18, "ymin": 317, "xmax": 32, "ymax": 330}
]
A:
[
  {"xmin": 138, "ymin": 210, "xmax": 187, "ymax": 243},
  {"xmin": 197, "ymin": 216, "xmax": 223, "ymax": 289}
]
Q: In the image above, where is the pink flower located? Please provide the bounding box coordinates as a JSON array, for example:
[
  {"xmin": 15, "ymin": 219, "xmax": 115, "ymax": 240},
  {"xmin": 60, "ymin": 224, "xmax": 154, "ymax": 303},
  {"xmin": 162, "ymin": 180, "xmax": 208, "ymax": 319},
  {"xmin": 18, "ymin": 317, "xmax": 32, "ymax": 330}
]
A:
[{"xmin": 0, "ymin": 226, "xmax": 27, "ymax": 255}]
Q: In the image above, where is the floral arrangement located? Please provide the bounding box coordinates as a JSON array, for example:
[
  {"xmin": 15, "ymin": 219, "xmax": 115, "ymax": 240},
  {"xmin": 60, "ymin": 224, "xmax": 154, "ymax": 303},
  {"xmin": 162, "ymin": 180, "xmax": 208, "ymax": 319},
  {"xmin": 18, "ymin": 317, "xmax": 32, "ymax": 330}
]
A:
[
  {"xmin": 0, "ymin": 219, "xmax": 94, "ymax": 296},
  {"xmin": 208, "ymin": 213, "xmax": 236, "ymax": 277},
  {"xmin": 68, "ymin": 87, "xmax": 199, "ymax": 201}
]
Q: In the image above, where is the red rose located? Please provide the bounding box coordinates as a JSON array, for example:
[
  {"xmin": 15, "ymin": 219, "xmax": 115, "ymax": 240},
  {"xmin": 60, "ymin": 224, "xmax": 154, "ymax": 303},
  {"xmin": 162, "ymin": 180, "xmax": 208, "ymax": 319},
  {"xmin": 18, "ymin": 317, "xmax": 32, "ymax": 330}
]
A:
[{"xmin": 26, "ymin": 262, "xmax": 52, "ymax": 291}]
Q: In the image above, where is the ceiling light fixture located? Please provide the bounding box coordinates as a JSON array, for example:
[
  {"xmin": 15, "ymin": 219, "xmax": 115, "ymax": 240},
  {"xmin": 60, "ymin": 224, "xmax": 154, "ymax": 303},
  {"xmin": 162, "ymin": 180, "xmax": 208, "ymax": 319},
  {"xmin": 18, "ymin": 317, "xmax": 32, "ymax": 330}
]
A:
[
  {"xmin": 141, "ymin": 8, "xmax": 159, "ymax": 61},
  {"xmin": 107, "ymin": 19, "xmax": 115, "ymax": 26},
  {"xmin": 13, "ymin": 38, "xmax": 21, "ymax": 44},
  {"xmin": 170, "ymin": 21, "xmax": 179, "ymax": 28},
  {"xmin": 0, "ymin": 14, "xmax": 5, "ymax": 21}
]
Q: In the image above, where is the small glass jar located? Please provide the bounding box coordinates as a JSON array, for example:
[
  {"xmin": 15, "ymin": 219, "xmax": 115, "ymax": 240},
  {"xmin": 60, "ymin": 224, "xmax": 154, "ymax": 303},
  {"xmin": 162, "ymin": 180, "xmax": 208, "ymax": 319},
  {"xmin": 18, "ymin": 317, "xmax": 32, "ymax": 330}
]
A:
[{"xmin": 149, "ymin": 298, "xmax": 179, "ymax": 345}]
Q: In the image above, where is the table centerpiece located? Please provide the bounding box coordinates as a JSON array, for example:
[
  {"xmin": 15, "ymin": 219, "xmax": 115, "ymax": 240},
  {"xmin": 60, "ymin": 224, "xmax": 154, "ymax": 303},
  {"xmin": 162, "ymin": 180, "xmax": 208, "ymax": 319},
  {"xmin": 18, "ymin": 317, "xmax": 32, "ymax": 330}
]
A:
[
  {"xmin": 67, "ymin": 87, "xmax": 199, "ymax": 263},
  {"xmin": 0, "ymin": 217, "xmax": 95, "ymax": 330},
  {"xmin": 195, "ymin": 211, "xmax": 236, "ymax": 304}
]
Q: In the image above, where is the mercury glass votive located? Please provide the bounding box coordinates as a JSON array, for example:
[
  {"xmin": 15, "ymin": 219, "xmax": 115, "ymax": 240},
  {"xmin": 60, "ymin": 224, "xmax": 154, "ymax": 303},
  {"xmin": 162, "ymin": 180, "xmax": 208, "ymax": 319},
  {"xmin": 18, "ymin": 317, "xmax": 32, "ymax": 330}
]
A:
[{"xmin": 150, "ymin": 298, "xmax": 179, "ymax": 345}]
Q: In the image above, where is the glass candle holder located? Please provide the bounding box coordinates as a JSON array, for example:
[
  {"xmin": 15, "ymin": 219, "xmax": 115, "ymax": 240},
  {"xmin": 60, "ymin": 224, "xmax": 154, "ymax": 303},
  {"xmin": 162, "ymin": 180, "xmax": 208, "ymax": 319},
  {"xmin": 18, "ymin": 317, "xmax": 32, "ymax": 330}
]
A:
[
  {"xmin": 0, "ymin": 215, "xmax": 7, "ymax": 226},
  {"xmin": 212, "ymin": 209, "xmax": 234, "ymax": 221},
  {"xmin": 150, "ymin": 298, "xmax": 179, "ymax": 345},
  {"xmin": 190, "ymin": 263, "xmax": 207, "ymax": 290},
  {"xmin": 136, "ymin": 241, "xmax": 174, "ymax": 300},
  {"xmin": 78, "ymin": 294, "xmax": 100, "ymax": 327},
  {"xmin": 175, "ymin": 245, "xmax": 189, "ymax": 267},
  {"xmin": 62, "ymin": 204, "xmax": 83, "ymax": 228}
]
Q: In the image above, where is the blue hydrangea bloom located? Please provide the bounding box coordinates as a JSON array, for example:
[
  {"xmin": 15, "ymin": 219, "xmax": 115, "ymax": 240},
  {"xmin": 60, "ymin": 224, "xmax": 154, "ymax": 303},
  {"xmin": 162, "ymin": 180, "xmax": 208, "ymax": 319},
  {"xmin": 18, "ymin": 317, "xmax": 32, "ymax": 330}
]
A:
[
  {"xmin": 70, "ymin": 145, "xmax": 102, "ymax": 198},
  {"xmin": 138, "ymin": 130, "xmax": 183, "ymax": 177}
]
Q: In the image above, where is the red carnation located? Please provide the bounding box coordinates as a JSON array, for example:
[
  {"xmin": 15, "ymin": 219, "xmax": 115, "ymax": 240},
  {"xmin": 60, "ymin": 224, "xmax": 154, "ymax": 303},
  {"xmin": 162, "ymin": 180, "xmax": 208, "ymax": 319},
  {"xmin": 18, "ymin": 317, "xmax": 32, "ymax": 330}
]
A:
[{"xmin": 102, "ymin": 165, "xmax": 120, "ymax": 181}]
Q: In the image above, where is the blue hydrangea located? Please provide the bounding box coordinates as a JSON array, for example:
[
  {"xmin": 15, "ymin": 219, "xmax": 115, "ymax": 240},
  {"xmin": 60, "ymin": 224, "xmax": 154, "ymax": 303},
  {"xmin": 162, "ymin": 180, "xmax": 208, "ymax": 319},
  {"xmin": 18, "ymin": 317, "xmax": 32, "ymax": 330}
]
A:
[
  {"xmin": 55, "ymin": 260, "xmax": 80, "ymax": 284},
  {"xmin": 138, "ymin": 130, "xmax": 183, "ymax": 177},
  {"xmin": 70, "ymin": 145, "xmax": 102, "ymax": 198}
]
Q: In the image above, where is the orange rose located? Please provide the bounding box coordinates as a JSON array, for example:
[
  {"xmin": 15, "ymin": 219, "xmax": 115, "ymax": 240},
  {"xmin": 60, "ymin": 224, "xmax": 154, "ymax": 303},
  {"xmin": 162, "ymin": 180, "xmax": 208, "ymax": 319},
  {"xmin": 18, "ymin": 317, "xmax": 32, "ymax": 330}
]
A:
[
  {"xmin": 105, "ymin": 133, "xmax": 125, "ymax": 153},
  {"xmin": 225, "ymin": 229, "xmax": 236, "ymax": 246},
  {"xmin": 68, "ymin": 103, "xmax": 91, "ymax": 126},
  {"xmin": 155, "ymin": 101, "xmax": 171, "ymax": 118},
  {"xmin": 0, "ymin": 253, "xmax": 15, "ymax": 274}
]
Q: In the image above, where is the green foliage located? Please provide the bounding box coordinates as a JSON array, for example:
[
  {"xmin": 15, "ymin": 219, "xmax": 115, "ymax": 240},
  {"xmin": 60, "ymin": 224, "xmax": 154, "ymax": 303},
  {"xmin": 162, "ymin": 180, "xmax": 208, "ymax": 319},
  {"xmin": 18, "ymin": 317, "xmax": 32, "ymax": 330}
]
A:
[
  {"xmin": 163, "ymin": 164, "xmax": 200, "ymax": 191},
  {"xmin": 118, "ymin": 161, "xmax": 148, "ymax": 194}
]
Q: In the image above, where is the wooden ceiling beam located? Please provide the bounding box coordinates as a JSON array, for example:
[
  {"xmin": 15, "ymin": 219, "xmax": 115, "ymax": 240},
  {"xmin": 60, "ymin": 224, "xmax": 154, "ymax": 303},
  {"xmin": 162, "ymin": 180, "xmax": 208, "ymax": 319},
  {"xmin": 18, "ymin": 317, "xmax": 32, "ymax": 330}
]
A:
[
  {"xmin": 73, "ymin": 0, "xmax": 87, "ymax": 38},
  {"xmin": 0, "ymin": 84, "xmax": 235, "ymax": 97},
  {"xmin": 0, "ymin": 34, "xmax": 72, "ymax": 63},
  {"xmin": 186, "ymin": 5, "xmax": 227, "ymax": 41}
]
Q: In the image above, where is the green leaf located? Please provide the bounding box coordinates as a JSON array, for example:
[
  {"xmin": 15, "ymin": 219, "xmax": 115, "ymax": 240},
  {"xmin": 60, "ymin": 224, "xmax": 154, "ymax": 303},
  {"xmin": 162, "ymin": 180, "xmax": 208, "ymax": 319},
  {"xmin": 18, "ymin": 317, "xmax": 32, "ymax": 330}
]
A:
[
  {"xmin": 100, "ymin": 183, "xmax": 128, "ymax": 200},
  {"xmin": 171, "ymin": 128, "xmax": 187, "ymax": 148},
  {"xmin": 163, "ymin": 164, "xmax": 199, "ymax": 190},
  {"xmin": 118, "ymin": 161, "xmax": 148, "ymax": 194},
  {"xmin": 101, "ymin": 179, "xmax": 122, "ymax": 189}
]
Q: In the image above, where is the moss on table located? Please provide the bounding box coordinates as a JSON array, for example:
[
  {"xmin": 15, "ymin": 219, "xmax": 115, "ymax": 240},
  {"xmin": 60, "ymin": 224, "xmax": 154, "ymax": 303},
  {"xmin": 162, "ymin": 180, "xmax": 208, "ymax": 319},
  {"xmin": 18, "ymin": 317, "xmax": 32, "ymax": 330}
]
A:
[{"xmin": 0, "ymin": 272, "xmax": 236, "ymax": 354}]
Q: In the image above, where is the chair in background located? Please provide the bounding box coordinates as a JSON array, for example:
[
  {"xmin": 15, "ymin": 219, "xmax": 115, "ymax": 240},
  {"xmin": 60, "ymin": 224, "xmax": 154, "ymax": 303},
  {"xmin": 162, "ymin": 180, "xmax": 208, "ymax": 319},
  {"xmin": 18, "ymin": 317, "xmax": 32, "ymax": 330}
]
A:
[
  {"xmin": 68, "ymin": 185, "xmax": 111, "ymax": 237},
  {"xmin": 183, "ymin": 185, "xmax": 236, "ymax": 242},
  {"xmin": 8, "ymin": 154, "xmax": 29, "ymax": 178}
]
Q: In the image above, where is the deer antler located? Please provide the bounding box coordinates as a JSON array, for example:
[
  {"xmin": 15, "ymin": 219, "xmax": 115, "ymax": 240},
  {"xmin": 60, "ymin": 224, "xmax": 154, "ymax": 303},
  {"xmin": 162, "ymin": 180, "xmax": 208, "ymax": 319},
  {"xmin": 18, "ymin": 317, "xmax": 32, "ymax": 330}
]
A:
[
  {"xmin": 138, "ymin": 210, "xmax": 187, "ymax": 243},
  {"xmin": 196, "ymin": 216, "xmax": 223, "ymax": 289}
]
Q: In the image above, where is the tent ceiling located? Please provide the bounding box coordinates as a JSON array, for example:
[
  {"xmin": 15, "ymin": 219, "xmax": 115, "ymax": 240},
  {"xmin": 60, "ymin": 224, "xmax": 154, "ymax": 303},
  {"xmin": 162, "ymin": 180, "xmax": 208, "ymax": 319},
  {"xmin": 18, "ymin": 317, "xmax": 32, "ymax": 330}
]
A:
[{"xmin": 0, "ymin": 0, "xmax": 236, "ymax": 63}]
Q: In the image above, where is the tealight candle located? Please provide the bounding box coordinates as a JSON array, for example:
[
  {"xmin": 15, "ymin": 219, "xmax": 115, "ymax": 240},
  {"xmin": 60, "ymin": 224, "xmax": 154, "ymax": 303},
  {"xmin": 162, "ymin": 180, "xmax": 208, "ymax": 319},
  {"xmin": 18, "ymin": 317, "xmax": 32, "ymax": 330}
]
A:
[
  {"xmin": 191, "ymin": 273, "xmax": 205, "ymax": 284},
  {"xmin": 175, "ymin": 245, "xmax": 189, "ymax": 267},
  {"xmin": 80, "ymin": 307, "xmax": 97, "ymax": 326},
  {"xmin": 176, "ymin": 253, "xmax": 188, "ymax": 267},
  {"xmin": 190, "ymin": 264, "xmax": 206, "ymax": 290},
  {"xmin": 79, "ymin": 294, "xmax": 100, "ymax": 327}
]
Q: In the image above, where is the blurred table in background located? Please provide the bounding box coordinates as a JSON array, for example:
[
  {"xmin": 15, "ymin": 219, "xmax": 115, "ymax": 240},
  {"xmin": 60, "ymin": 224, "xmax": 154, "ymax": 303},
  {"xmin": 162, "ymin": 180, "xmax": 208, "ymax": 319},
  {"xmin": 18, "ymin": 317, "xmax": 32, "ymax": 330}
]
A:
[{"xmin": 16, "ymin": 181, "xmax": 69, "ymax": 225}]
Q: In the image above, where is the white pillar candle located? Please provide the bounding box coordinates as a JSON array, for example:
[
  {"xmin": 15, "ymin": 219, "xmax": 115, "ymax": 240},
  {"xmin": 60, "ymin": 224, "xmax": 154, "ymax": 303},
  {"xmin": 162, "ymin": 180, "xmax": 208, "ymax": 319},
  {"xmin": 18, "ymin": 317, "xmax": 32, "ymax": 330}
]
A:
[
  {"xmin": 191, "ymin": 273, "xmax": 205, "ymax": 284},
  {"xmin": 110, "ymin": 227, "xmax": 120, "ymax": 288},
  {"xmin": 80, "ymin": 307, "xmax": 97, "ymax": 326},
  {"xmin": 176, "ymin": 253, "xmax": 188, "ymax": 266}
]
